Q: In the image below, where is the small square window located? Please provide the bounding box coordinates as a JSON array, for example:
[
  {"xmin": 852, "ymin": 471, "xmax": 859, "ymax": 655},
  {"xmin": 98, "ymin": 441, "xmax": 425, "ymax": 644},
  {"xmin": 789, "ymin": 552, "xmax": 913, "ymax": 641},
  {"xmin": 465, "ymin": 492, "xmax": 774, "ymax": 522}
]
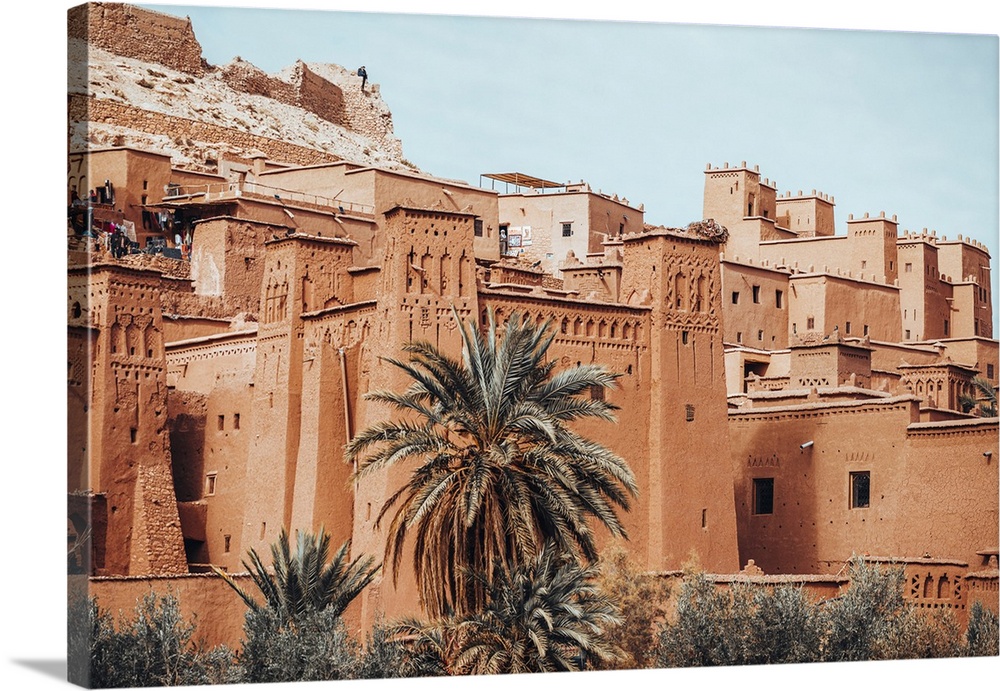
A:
[
  {"xmin": 218, "ymin": 415, "xmax": 225, "ymax": 431},
  {"xmin": 681, "ymin": 331, "xmax": 689, "ymax": 345},
  {"xmin": 905, "ymin": 329, "xmax": 911, "ymax": 340},
  {"xmin": 736, "ymin": 331, "xmax": 743, "ymax": 343},
  {"xmin": 233, "ymin": 413, "xmax": 241, "ymax": 430},
  {"xmin": 845, "ymin": 321, "xmax": 852, "ymax": 335},
  {"xmin": 732, "ymin": 291, "xmax": 740, "ymax": 305},
  {"xmin": 807, "ymin": 317, "xmax": 815, "ymax": 330},
  {"xmin": 987, "ymin": 364, "xmax": 995, "ymax": 379},
  {"xmin": 474, "ymin": 219, "xmax": 483, "ymax": 237},
  {"xmin": 905, "ymin": 263, "xmax": 912, "ymax": 273},
  {"xmin": 753, "ymin": 478, "xmax": 774, "ymax": 515},
  {"xmin": 752, "ymin": 286, "xmax": 760, "ymax": 303},
  {"xmin": 850, "ymin": 471, "xmax": 870, "ymax": 509},
  {"xmin": 562, "ymin": 223, "xmax": 573, "ymax": 237},
  {"xmin": 590, "ymin": 385, "xmax": 605, "ymax": 401},
  {"xmin": 206, "ymin": 473, "xmax": 218, "ymax": 497},
  {"xmin": 685, "ymin": 404, "xmax": 695, "ymax": 422},
  {"xmin": 861, "ymin": 260, "xmax": 867, "ymax": 270}
]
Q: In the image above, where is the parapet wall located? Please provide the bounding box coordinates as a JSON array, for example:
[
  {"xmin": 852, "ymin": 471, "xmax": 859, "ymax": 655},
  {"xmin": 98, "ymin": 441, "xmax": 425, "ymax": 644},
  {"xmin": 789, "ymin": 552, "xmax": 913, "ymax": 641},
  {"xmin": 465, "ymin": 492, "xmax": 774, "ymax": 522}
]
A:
[
  {"xmin": 294, "ymin": 62, "xmax": 348, "ymax": 129},
  {"xmin": 68, "ymin": 2, "xmax": 206, "ymax": 77}
]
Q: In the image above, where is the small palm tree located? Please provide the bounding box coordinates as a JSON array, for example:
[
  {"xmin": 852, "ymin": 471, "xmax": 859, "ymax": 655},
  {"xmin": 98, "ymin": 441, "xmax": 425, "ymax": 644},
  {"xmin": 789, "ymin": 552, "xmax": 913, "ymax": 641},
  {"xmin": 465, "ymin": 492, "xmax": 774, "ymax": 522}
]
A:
[
  {"xmin": 456, "ymin": 544, "xmax": 624, "ymax": 674},
  {"xmin": 346, "ymin": 309, "xmax": 638, "ymax": 618},
  {"xmin": 212, "ymin": 527, "xmax": 380, "ymax": 626},
  {"xmin": 391, "ymin": 545, "xmax": 622, "ymax": 675},
  {"xmin": 959, "ymin": 376, "xmax": 997, "ymax": 417}
]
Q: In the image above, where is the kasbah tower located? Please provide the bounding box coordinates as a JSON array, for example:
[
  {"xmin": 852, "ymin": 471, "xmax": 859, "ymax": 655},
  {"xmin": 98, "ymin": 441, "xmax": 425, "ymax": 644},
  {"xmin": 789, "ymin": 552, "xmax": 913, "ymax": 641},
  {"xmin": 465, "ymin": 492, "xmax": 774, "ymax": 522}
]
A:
[{"xmin": 68, "ymin": 4, "xmax": 998, "ymax": 644}]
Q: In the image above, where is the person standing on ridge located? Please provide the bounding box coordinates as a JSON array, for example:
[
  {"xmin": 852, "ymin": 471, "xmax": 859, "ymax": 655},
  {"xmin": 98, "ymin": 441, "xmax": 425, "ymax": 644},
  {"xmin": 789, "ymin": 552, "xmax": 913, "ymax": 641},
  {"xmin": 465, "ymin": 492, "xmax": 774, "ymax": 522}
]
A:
[{"xmin": 357, "ymin": 65, "xmax": 367, "ymax": 91}]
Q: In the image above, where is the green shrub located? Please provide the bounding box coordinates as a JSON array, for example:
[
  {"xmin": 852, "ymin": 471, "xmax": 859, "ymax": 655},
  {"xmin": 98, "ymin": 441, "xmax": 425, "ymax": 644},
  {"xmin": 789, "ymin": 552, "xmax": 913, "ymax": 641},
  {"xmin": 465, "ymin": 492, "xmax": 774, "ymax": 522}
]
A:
[
  {"xmin": 966, "ymin": 601, "xmax": 1000, "ymax": 657},
  {"xmin": 78, "ymin": 592, "xmax": 236, "ymax": 688}
]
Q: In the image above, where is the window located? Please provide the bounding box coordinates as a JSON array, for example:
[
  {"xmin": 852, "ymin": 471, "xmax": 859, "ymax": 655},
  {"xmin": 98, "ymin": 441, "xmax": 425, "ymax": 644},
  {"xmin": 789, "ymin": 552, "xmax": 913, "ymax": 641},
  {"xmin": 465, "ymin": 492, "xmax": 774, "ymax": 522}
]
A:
[
  {"xmin": 752, "ymin": 285, "xmax": 761, "ymax": 303},
  {"xmin": 845, "ymin": 321, "xmax": 851, "ymax": 335},
  {"xmin": 988, "ymin": 364, "xmax": 995, "ymax": 379},
  {"xmin": 130, "ymin": 428, "xmax": 137, "ymax": 444},
  {"xmin": 681, "ymin": 331, "xmax": 689, "ymax": 345},
  {"xmin": 224, "ymin": 535, "xmax": 231, "ymax": 553},
  {"xmin": 905, "ymin": 263, "xmax": 912, "ymax": 273},
  {"xmin": 863, "ymin": 324, "xmax": 869, "ymax": 336},
  {"xmin": 753, "ymin": 478, "xmax": 774, "ymax": 515},
  {"xmin": 590, "ymin": 385, "xmax": 605, "ymax": 401},
  {"xmin": 218, "ymin": 414, "xmax": 225, "ymax": 431},
  {"xmin": 792, "ymin": 323, "xmax": 797, "ymax": 334},
  {"xmin": 775, "ymin": 290, "xmax": 783, "ymax": 308},
  {"xmin": 944, "ymin": 320, "xmax": 949, "ymax": 336},
  {"xmin": 757, "ymin": 330, "xmax": 763, "ymax": 341},
  {"xmin": 206, "ymin": 473, "xmax": 218, "ymax": 497},
  {"xmin": 807, "ymin": 317, "xmax": 815, "ymax": 330},
  {"xmin": 474, "ymin": 219, "xmax": 483, "ymax": 237},
  {"xmin": 732, "ymin": 291, "xmax": 740, "ymax": 305},
  {"xmin": 736, "ymin": 331, "xmax": 743, "ymax": 343},
  {"xmin": 905, "ymin": 329, "xmax": 911, "ymax": 340},
  {"xmin": 562, "ymin": 223, "xmax": 573, "ymax": 237},
  {"xmin": 685, "ymin": 404, "xmax": 695, "ymax": 422},
  {"xmin": 701, "ymin": 508, "xmax": 708, "ymax": 529},
  {"xmin": 861, "ymin": 260, "xmax": 867, "ymax": 270},
  {"xmin": 850, "ymin": 471, "xmax": 870, "ymax": 509}
]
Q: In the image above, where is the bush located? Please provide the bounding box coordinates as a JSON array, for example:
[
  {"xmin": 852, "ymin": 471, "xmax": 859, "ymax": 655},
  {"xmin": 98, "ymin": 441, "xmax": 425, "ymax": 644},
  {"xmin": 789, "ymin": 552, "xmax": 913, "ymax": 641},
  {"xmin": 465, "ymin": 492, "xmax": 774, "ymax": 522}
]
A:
[
  {"xmin": 966, "ymin": 601, "xmax": 1000, "ymax": 657},
  {"xmin": 655, "ymin": 557, "xmax": 978, "ymax": 668},
  {"xmin": 79, "ymin": 592, "xmax": 236, "ymax": 688},
  {"xmin": 595, "ymin": 546, "xmax": 671, "ymax": 669},
  {"xmin": 237, "ymin": 607, "xmax": 360, "ymax": 683}
]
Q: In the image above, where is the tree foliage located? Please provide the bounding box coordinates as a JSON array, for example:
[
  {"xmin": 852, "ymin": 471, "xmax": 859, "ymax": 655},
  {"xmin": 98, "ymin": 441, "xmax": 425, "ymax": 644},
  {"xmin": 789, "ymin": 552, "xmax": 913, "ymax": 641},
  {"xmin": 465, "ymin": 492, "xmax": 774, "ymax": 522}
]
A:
[
  {"xmin": 656, "ymin": 557, "xmax": 983, "ymax": 668},
  {"xmin": 959, "ymin": 376, "xmax": 997, "ymax": 417},
  {"xmin": 212, "ymin": 527, "xmax": 379, "ymax": 626},
  {"xmin": 71, "ymin": 593, "xmax": 236, "ymax": 688},
  {"xmin": 391, "ymin": 545, "xmax": 623, "ymax": 675},
  {"xmin": 347, "ymin": 309, "xmax": 638, "ymax": 618}
]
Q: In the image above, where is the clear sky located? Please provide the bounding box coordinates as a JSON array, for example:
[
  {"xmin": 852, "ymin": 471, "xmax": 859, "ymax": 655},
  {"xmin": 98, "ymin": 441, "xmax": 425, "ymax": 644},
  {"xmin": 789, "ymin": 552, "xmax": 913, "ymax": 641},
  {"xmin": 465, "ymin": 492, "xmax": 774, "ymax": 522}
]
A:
[{"xmin": 138, "ymin": 2, "xmax": 998, "ymax": 292}]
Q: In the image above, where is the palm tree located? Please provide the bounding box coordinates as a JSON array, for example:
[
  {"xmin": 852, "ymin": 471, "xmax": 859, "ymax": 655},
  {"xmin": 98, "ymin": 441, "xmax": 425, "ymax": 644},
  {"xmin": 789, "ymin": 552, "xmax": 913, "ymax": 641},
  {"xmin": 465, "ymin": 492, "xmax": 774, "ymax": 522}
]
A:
[
  {"xmin": 392, "ymin": 545, "xmax": 623, "ymax": 675},
  {"xmin": 959, "ymin": 376, "xmax": 997, "ymax": 417},
  {"xmin": 211, "ymin": 527, "xmax": 380, "ymax": 626},
  {"xmin": 346, "ymin": 309, "xmax": 638, "ymax": 618},
  {"xmin": 455, "ymin": 543, "xmax": 624, "ymax": 673}
]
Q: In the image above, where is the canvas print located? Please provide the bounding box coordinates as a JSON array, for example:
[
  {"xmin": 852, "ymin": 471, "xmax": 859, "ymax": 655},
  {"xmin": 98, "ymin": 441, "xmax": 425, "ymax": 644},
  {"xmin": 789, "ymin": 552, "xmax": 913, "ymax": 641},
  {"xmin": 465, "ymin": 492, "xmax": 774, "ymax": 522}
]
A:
[{"xmin": 66, "ymin": 2, "xmax": 999, "ymax": 688}]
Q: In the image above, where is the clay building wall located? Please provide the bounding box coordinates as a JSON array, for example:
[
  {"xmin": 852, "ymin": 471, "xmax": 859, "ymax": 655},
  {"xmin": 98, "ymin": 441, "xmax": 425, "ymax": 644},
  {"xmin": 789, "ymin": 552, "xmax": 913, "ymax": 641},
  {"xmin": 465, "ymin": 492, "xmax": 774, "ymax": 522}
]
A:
[
  {"xmin": 720, "ymin": 260, "xmax": 790, "ymax": 349},
  {"xmin": 68, "ymin": 148, "xmax": 175, "ymax": 244},
  {"xmin": 68, "ymin": 3, "xmax": 207, "ymax": 77},
  {"xmin": 729, "ymin": 396, "xmax": 923, "ymax": 574},
  {"xmin": 845, "ymin": 214, "xmax": 899, "ymax": 285},
  {"xmin": 69, "ymin": 264, "xmax": 188, "ymax": 576},
  {"xmin": 897, "ymin": 236, "xmax": 950, "ymax": 341},
  {"xmin": 787, "ymin": 274, "xmax": 901, "ymax": 343},
  {"xmin": 166, "ymin": 330, "xmax": 257, "ymax": 571},
  {"xmin": 347, "ymin": 207, "xmax": 482, "ymax": 627},
  {"xmin": 497, "ymin": 191, "xmax": 643, "ymax": 276},
  {"xmin": 219, "ymin": 57, "xmax": 297, "ymax": 106},
  {"xmin": 189, "ymin": 217, "xmax": 286, "ymax": 316},
  {"xmin": 258, "ymin": 164, "xmax": 501, "ymax": 261},
  {"xmin": 895, "ymin": 419, "xmax": 999, "ymax": 568},
  {"xmin": 774, "ymin": 191, "xmax": 835, "ymax": 236},
  {"xmin": 757, "ymin": 235, "xmax": 845, "ymax": 275},
  {"xmin": 293, "ymin": 62, "xmax": 348, "ymax": 128},
  {"xmin": 617, "ymin": 228, "xmax": 740, "ymax": 573}
]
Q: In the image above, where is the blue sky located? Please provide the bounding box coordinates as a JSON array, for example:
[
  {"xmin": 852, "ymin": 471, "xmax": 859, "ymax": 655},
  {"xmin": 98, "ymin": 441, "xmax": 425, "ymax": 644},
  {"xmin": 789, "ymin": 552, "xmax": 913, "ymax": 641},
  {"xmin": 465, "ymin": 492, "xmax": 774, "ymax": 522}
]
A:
[{"xmin": 139, "ymin": 1, "xmax": 999, "ymax": 317}]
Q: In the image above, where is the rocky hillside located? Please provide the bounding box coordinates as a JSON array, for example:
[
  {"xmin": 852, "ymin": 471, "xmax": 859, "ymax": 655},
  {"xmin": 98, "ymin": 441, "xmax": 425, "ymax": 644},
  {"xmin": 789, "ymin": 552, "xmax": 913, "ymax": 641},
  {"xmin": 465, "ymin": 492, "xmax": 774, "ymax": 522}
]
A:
[{"xmin": 67, "ymin": 3, "xmax": 413, "ymax": 174}]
